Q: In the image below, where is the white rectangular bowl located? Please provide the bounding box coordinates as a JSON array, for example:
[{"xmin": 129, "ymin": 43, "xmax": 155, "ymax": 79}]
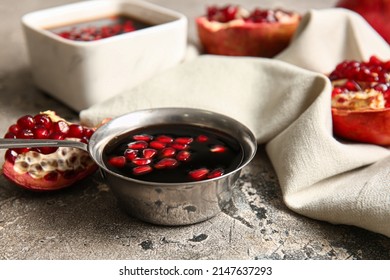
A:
[{"xmin": 22, "ymin": 0, "xmax": 188, "ymax": 111}]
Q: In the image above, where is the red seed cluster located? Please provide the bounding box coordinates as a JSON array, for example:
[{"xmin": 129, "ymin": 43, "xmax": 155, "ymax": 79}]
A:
[
  {"xmin": 206, "ymin": 5, "xmax": 295, "ymax": 23},
  {"xmin": 4, "ymin": 113, "xmax": 94, "ymax": 158},
  {"xmin": 207, "ymin": 5, "xmax": 240, "ymax": 23},
  {"xmin": 329, "ymin": 56, "xmax": 390, "ymax": 83},
  {"xmin": 107, "ymin": 133, "xmax": 226, "ymax": 181},
  {"xmin": 329, "ymin": 56, "xmax": 390, "ymax": 106},
  {"xmin": 56, "ymin": 20, "xmax": 135, "ymax": 42}
]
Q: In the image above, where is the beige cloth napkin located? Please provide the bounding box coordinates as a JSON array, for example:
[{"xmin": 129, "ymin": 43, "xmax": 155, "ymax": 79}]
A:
[{"xmin": 80, "ymin": 8, "xmax": 390, "ymax": 237}]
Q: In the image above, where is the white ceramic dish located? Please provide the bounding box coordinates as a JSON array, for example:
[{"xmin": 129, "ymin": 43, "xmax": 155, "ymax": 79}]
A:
[{"xmin": 22, "ymin": 0, "xmax": 187, "ymax": 111}]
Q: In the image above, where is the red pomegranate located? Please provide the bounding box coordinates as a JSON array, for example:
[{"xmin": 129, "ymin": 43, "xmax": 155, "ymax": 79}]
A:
[
  {"xmin": 336, "ymin": 0, "xmax": 390, "ymax": 44},
  {"xmin": 2, "ymin": 111, "xmax": 98, "ymax": 191},
  {"xmin": 329, "ymin": 56, "xmax": 390, "ymax": 145},
  {"xmin": 196, "ymin": 5, "xmax": 301, "ymax": 57}
]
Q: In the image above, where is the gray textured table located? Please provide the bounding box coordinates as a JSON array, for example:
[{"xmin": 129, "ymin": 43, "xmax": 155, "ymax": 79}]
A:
[{"xmin": 1, "ymin": 0, "xmax": 390, "ymax": 260}]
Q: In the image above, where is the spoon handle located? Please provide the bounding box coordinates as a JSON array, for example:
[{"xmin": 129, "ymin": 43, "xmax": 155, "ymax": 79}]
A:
[{"xmin": 0, "ymin": 138, "xmax": 88, "ymax": 151}]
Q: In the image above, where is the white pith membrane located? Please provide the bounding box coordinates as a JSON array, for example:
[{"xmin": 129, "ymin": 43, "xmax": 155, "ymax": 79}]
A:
[
  {"xmin": 12, "ymin": 139, "xmax": 95, "ymax": 179},
  {"xmin": 331, "ymin": 79, "xmax": 387, "ymax": 110},
  {"xmin": 200, "ymin": 8, "xmax": 299, "ymax": 31}
]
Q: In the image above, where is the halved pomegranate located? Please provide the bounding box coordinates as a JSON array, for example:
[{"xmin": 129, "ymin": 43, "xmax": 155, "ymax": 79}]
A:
[
  {"xmin": 329, "ymin": 56, "xmax": 390, "ymax": 145},
  {"xmin": 336, "ymin": 0, "xmax": 390, "ymax": 44},
  {"xmin": 2, "ymin": 111, "xmax": 98, "ymax": 191},
  {"xmin": 196, "ymin": 5, "xmax": 301, "ymax": 57}
]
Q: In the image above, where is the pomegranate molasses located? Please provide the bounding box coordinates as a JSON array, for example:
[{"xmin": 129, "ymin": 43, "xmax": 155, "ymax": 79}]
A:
[
  {"xmin": 103, "ymin": 124, "xmax": 244, "ymax": 183},
  {"xmin": 48, "ymin": 14, "xmax": 152, "ymax": 41}
]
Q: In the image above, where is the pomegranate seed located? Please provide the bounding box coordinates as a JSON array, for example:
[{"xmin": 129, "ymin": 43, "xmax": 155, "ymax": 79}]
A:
[
  {"xmin": 176, "ymin": 150, "xmax": 191, "ymax": 162},
  {"xmin": 174, "ymin": 137, "xmax": 193, "ymax": 145},
  {"xmin": 123, "ymin": 21, "xmax": 135, "ymax": 32},
  {"xmin": 188, "ymin": 168, "xmax": 210, "ymax": 181},
  {"xmin": 154, "ymin": 158, "xmax": 178, "ymax": 169},
  {"xmin": 53, "ymin": 121, "xmax": 70, "ymax": 136},
  {"xmin": 34, "ymin": 114, "xmax": 53, "ymax": 130},
  {"xmin": 133, "ymin": 165, "xmax": 152, "ymax": 175},
  {"xmin": 132, "ymin": 158, "xmax": 152, "ymax": 166},
  {"xmin": 14, "ymin": 147, "xmax": 30, "ymax": 154},
  {"xmin": 5, "ymin": 149, "xmax": 18, "ymax": 164},
  {"xmin": 142, "ymin": 148, "xmax": 157, "ymax": 159},
  {"xmin": 8, "ymin": 124, "xmax": 20, "ymax": 135},
  {"xmin": 68, "ymin": 124, "xmax": 84, "ymax": 138},
  {"xmin": 50, "ymin": 132, "xmax": 65, "ymax": 140},
  {"xmin": 170, "ymin": 143, "xmax": 188, "ymax": 150},
  {"xmin": 344, "ymin": 80, "xmax": 361, "ymax": 91},
  {"xmin": 33, "ymin": 126, "xmax": 50, "ymax": 139},
  {"xmin": 44, "ymin": 172, "xmax": 58, "ymax": 182},
  {"xmin": 56, "ymin": 18, "xmax": 137, "ymax": 42},
  {"xmin": 128, "ymin": 141, "xmax": 148, "ymax": 150},
  {"xmin": 160, "ymin": 147, "xmax": 176, "ymax": 158},
  {"xmin": 83, "ymin": 128, "xmax": 94, "ymax": 139},
  {"xmin": 155, "ymin": 135, "xmax": 174, "ymax": 143},
  {"xmin": 207, "ymin": 168, "xmax": 224, "ymax": 179},
  {"xmin": 373, "ymin": 84, "xmax": 388, "ymax": 92},
  {"xmin": 149, "ymin": 141, "xmax": 166, "ymax": 150},
  {"xmin": 39, "ymin": 147, "xmax": 58, "ymax": 154},
  {"xmin": 108, "ymin": 156, "xmax": 126, "ymax": 168},
  {"xmin": 124, "ymin": 149, "xmax": 138, "ymax": 161},
  {"xmin": 133, "ymin": 134, "xmax": 153, "ymax": 142},
  {"xmin": 80, "ymin": 137, "xmax": 89, "ymax": 144},
  {"xmin": 329, "ymin": 55, "xmax": 390, "ymax": 83},
  {"xmin": 18, "ymin": 129, "xmax": 34, "ymax": 139},
  {"xmin": 210, "ymin": 145, "xmax": 226, "ymax": 153},
  {"xmin": 17, "ymin": 115, "xmax": 35, "ymax": 129},
  {"xmin": 196, "ymin": 135, "xmax": 209, "ymax": 142},
  {"xmin": 4, "ymin": 132, "xmax": 16, "ymax": 139}
]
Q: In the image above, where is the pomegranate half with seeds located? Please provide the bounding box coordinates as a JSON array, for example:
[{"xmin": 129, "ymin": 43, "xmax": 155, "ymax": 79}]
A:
[
  {"xmin": 196, "ymin": 5, "xmax": 301, "ymax": 57},
  {"xmin": 329, "ymin": 56, "xmax": 390, "ymax": 145},
  {"xmin": 2, "ymin": 111, "xmax": 98, "ymax": 191}
]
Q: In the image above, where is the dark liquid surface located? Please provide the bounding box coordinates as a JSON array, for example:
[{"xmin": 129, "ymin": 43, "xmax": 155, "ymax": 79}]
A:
[
  {"xmin": 48, "ymin": 14, "xmax": 152, "ymax": 41},
  {"xmin": 103, "ymin": 124, "xmax": 244, "ymax": 183}
]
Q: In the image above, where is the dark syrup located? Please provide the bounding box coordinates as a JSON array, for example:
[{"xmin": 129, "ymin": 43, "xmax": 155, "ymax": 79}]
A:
[
  {"xmin": 48, "ymin": 14, "xmax": 152, "ymax": 41},
  {"xmin": 103, "ymin": 124, "xmax": 244, "ymax": 183}
]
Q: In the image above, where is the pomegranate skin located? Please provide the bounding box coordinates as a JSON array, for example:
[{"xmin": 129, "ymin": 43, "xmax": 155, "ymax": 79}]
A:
[
  {"xmin": 336, "ymin": 0, "xmax": 390, "ymax": 44},
  {"xmin": 332, "ymin": 108, "xmax": 390, "ymax": 145},
  {"xmin": 196, "ymin": 15, "xmax": 300, "ymax": 57},
  {"xmin": 2, "ymin": 160, "xmax": 97, "ymax": 191}
]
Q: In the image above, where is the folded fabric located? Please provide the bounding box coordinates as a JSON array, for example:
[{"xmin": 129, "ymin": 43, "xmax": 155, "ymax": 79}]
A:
[{"xmin": 80, "ymin": 8, "xmax": 390, "ymax": 237}]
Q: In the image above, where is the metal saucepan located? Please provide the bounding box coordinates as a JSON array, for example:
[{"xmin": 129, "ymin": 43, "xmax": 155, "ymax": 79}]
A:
[{"xmin": 0, "ymin": 108, "xmax": 257, "ymax": 225}]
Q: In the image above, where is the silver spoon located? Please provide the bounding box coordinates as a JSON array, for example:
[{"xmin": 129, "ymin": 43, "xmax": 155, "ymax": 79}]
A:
[{"xmin": 0, "ymin": 138, "xmax": 88, "ymax": 151}]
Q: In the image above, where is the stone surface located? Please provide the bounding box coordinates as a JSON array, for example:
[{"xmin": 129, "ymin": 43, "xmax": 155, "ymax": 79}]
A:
[{"xmin": 1, "ymin": 0, "xmax": 390, "ymax": 260}]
